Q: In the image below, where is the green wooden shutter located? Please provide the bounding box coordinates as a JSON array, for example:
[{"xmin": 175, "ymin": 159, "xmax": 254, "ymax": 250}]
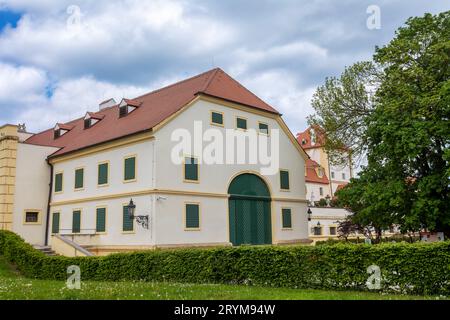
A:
[
  {"xmin": 52, "ymin": 212, "xmax": 60, "ymax": 234},
  {"xmin": 185, "ymin": 204, "xmax": 200, "ymax": 229},
  {"xmin": 211, "ymin": 112, "xmax": 223, "ymax": 125},
  {"xmin": 98, "ymin": 163, "xmax": 108, "ymax": 185},
  {"xmin": 96, "ymin": 207, "xmax": 106, "ymax": 233},
  {"xmin": 54, "ymin": 173, "xmax": 63, "ymax": 192},
  {"xmin": 184, "ymin": 157, "xmax": 198, "ymax": 181},
  {"xmin": 259, "ymin": 122, "xmax": 269, "ymax": 134},
  {"xmin": 280, "ymin": 170, "xmax": 290, "ymax": 190},
  {"xmin": 282, "ymin": 208, "xmax": 292, "ymax": 228},
  {"xmin": 236, "ymin": 117, "xmax": 247, "ymax": 130},
  {"xmin": 124, "ymin": 157, "xmax": 136, "ymax": 181},
  {"xmin": 72, "ymin": 210, "xmax": 81, "ymax": 233},
  {"xmin": 74, "ymin": 168, "xmax": 84, "ymax": 189},
  {"xmin": 122, "ymin": 206, "xmax": 134, "ymax": 231}
]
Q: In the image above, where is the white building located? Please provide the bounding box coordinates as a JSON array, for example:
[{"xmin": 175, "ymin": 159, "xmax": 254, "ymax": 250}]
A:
[{"xmin": 0, "ymin": 68, "xmax": 311, "ymax": 255}]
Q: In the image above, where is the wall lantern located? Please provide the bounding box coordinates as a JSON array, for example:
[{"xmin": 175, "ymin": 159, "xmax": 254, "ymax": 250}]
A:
[
  {"xmin": 307, "ymin": 208, "xmax": 312, "ymax": 221},
  {"xmin": 126, "ymin": 199, "xmax": 149, "ymax": 229}
]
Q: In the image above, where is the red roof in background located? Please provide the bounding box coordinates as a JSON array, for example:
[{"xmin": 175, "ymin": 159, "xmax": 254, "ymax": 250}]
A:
[
  {"xmin": 296, "ymin": 125, "xmax": 326, "ymax": 149},
  {"xmin": 25, "ymin": 68, "xmax": 280, "ymax": 157},
  {"xmin": 335, "ymin": 183, "xmax": 348, "ymax": 192},
  {"xmin": 305, "ymin": 159, "xmax": 329, "ymax": 184}
]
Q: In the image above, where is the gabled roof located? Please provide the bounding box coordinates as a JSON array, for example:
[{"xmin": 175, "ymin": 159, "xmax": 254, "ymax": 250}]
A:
[
  {"xmin": 305, "ymin": 159, "xmax": 329, "ymax": 184},
  {"xmin": 25, "ymin": 68, "xmax": 280, "ymax": 157},
  {"xmin": 85, "ymin": 112, "xmax": 105, "ymax": 120},
  {"xmin": 55, "ymin": 123, "xmax": 73, "ymax": 131}
]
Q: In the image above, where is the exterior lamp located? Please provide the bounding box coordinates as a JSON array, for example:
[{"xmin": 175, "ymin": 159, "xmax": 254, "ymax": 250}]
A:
[
  {"xmin": 126, "ymin": 199, "xmax": 149, "ymax": 229},
  {"xmin": 307, "ymin": 208, "xmax": 312, "ymax": 221},
  {"xmin": 317, "ymin": 221, "xmax": 321, "ymax": 226}
]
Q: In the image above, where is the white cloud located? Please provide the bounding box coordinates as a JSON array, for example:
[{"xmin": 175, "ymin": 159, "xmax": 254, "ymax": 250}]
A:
[{"xmin": 240, "ymin": 69, "xmax": 315, "ymax": 134}]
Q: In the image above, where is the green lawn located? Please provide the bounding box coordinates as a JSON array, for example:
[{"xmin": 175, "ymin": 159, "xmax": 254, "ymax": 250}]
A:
[{"xmin": 0, "ymin": 256, "xmax": 443, "ymax": 300}]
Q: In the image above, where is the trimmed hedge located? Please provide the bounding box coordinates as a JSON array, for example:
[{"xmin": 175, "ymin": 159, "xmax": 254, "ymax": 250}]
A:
[{"xmin": 1, "ymin": 230, "xmax": 449, "ymax": 295}]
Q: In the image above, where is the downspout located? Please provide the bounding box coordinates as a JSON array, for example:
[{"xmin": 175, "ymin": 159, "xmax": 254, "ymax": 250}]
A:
[{"xmin": 44, "ymin": 158, "xmax": 53, "ymax": 246}]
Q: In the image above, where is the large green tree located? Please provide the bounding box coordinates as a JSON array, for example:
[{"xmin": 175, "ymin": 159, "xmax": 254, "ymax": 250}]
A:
[{"xmin": 318, "ymin": 11, "xmax": 450, "ymax": 235}]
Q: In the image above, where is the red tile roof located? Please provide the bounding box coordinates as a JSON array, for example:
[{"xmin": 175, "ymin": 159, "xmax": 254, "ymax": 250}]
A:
[
  {"xmin": 305, "ymin": 159, "xmax": 329, "ymax": 184},
  {"xmin": 25, "ymin": 68, "xmax": 280, "ymax": 157},
  {"xmin": 296, "ymin": 125, "xmax": 326, "ymax": 149}
]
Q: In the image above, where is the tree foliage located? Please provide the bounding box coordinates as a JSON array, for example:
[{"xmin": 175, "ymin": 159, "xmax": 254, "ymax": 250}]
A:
[{"xmin": 319, "ymin": 11, "xmax": 450, "ymax": 235}]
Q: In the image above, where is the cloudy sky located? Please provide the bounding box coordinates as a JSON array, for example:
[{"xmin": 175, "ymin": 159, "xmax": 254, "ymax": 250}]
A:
[{"xmin": 0, "ymin": 0, "xmax": 448, "ymax": 134}]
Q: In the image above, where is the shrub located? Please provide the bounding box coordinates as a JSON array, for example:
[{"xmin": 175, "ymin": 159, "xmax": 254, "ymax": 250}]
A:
[{"xmin": 0, "ymin": 230, "xmax": 449, "ymax": 295}]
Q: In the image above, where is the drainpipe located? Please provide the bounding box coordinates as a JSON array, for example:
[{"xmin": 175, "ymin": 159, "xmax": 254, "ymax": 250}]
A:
[{"xmin": 44, "ymin": 158, "xmax": 53, "ymax": 246}]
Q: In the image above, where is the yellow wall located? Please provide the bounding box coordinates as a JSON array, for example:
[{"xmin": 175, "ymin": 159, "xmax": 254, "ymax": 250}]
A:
[{"xmin": 0, "ymin": 125, "xmax": 18, "ymax": 231}]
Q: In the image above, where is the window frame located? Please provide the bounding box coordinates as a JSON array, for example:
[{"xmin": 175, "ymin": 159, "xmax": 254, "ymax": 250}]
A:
[
  {"xmin": 184, "ymin": 202, "xmax": 201, "ymax": 231},
  {"xmin": 258, "ymin": 121, "xmax": 269, "ymax": 135},
  {"xmin": 74, "ymin": 167, "xmax": 85, "ymax": 191},
  {"xmin": 95, "ymin": 206, "xmax": 107, "ymax": 234},
  {"xmin": 123, "ymin": 155, "xmax": 137, "ymax": 183},
  {"xmin": 210, "ymin": 110, "xmax": 224, "ymax": 127},
  {"xmin": 329, "ymin": 225, "xmax": 337, "ymax": 236},
  {"xmin": 279, "ymin": 169, "xmax": 290, "ymax": 191},
  {"xmin": 97, "ymin": 161, "xmax": 110, "ymax": 187},
  {"xmin": 23, "ymin": 209, "xmax": 42, "ymax": 225},
  {"xmin": 72, "ymin": 209, "xmax": 82, "ymax": 234},
  {"xmin": 235, "ymin": 116, "xmax": 248, "ymax": 131},
  {"xmin": 54, "ymin": 171, "xmax": 64, "ymax": 194},
  {"xmin": 51, "ymin": 212, "xmax": 60, "ymax": 234},
  {"xmin": 122, "ymin": 203, "xmax": 135, "ymax": 233},
  {"xmin": 183, "ymin": 155, "xmax": 199, "ymax": 183},
  {"xmin": 281, "ymin": 207, "xmax": 292, "ymax": 230}
]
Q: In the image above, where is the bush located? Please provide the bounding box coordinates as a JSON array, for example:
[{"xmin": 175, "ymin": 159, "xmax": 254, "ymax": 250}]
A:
[{"xmin": 1, "ymin": 230, "xmax": 449, "ymax": 295}]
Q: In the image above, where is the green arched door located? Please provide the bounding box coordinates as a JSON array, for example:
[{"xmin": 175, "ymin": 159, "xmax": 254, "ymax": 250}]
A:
[{"xmin": 228, "ymin": 174, "xmax": 272, "ymax": 246}]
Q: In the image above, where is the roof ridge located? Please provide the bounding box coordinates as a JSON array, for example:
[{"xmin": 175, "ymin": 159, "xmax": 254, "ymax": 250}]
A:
[
  {"xmin": 133, "ymin": 68, "xmax": 220, "ymax": 101},
  {"xmin": 199, "ymin": 68, "xmax": 220, "ymax": 93}
]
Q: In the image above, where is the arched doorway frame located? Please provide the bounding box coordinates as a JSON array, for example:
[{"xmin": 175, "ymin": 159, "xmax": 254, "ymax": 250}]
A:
[{"xmin": 226, "ymin": 170, "xmax": 275, "ymax": 245}]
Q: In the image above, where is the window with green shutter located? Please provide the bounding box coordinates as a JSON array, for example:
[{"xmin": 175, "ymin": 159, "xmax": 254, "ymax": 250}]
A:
[
  {"xmin": 98, "ymin": 162, "xmax": 109, "ymax": 185},
  {"xmin": 74, "ymin": 168, "xmax": 84, "ymax": 189},
  {"xmin": 124, "ymin": 156, "xmax": 136, "ymax": 181},
  {"xmin": 184, "ymin": 157, "xmax": 198, "ymax": 181},
  {"xmin": 282, "ymin": 208, "xmax": 292, "ymax": 229},
  {"xmin": 259, "ymin": 122, "xmax": 269, "ymax": 134},
  {"xmin": 122, "ymin": 205, "xmax": 134, "ymax": 232},
  {"xmin": 72, "ymin": 210, "xmax": 81, "ymax": 233},
  {"xmin": 185, "ymin": 203, "xmax": 200, "ymax": 229},
  {"xmin": 96, "ymin": 207, "xmax": 106, "ymax": 233},
  {"xmin": 280, "ymin": 170, "xmax": 290, "ymax": 190},
  {"xmin": 52, "ymin": 212, "xmax": 60, "ymax": 234},
  {"xmin": 54, "ymin": 172, "xmax": 63, "ymax": 192},
  {"xmin": 236, "ymin": 117, "xmax": 247, "ymax": 130},
  {"xmin": 211, "ymin": 111, "xmax": 223, "ymax": 126}
]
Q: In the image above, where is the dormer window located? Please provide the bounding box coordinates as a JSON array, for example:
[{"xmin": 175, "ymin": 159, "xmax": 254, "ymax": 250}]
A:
[
  {"xmin": 301, "ymin": 139, "xmax": 307, "ymax": 145},
  {"xmin": 84, "ymin": 112, "xmax": 104, "ymax": 129},
  {"xmin": 119, "ymin": 98, "xmax": 141, "ymax": 118},
  {"xmin": 84, "ymin": 118, "xmax": 91, "ymax": 129},
  {"xmin": 53, "ymin": 123, "xmax": 72, "ymax": 139}
]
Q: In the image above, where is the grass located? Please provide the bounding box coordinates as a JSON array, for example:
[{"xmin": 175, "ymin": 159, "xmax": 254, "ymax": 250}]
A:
[{"xmin": 0, "ymin": 256, "xmax": 444, "ymax": 300}]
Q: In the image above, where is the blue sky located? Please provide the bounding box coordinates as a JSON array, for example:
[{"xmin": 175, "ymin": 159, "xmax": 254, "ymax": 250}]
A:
[{"xmin": 0, "ymin": 0, "xmax": 448, "ymax": 134}]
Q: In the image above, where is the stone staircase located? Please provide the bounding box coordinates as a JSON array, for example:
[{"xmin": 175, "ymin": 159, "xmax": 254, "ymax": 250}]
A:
[{"xmin": 33, "ymin": 245, "xmax": 58, "ymax": 256}]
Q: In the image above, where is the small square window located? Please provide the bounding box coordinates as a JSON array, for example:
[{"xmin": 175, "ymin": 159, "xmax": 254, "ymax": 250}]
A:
[
  {"xmin": 331, "ymin": 172, "xmax": 335, "ymax": 179},
  {"xmin": 319, "ymin": 187, "xmax": 323, "ymax": 196},
  {"xmin": 84, "ymin": 119, "xmax": 91, "ymax": 129},
  {"xmin": 342, "ymin": 173, "xmax": 346, "ymax": 180},
  {"xmin": 314, "ymin": 226, "xmax": 322, "ymax": 236},
  {"xmin": 54, "ymin": 129, "xmax": 61, "ymax": 139},
  {"xmin": 236, "ymin": 117, "xmax": 247, "ymax": 130},
  {"xmin": 259, "ymin": 122, "xmax": 269, "ymax": 134},
  {"xmin": 25, "ymin": 211, "xmax": 39, "ymax": 223},
  {"xmin": 211, "ymin": 111, "xmax": 223, "ymax": 126}
]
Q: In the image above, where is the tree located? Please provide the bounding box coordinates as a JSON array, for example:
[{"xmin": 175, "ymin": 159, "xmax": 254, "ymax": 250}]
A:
[
  {"xmin": 308, "ymin": 61, "xmax": 380, "ymax": 165},
  {"xmin": 321, "ymin": 11, "xmax": 450, "ymax": 236}
]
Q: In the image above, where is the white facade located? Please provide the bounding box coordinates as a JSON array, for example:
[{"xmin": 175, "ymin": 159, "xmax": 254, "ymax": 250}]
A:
[{"xmin": 13, "ymin": 97, "xmax": 309, "ymax": 253}]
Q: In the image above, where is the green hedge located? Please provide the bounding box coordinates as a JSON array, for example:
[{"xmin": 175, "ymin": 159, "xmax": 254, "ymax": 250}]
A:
[{"xmin": 1, "ymin": 230, "xmax": 449, "ymax": 295}]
